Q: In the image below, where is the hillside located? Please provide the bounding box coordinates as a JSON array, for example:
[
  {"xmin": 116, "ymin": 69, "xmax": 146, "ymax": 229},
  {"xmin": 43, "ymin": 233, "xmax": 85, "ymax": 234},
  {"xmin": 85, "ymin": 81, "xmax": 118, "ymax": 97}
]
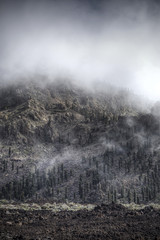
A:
[{"xmin": 0, "ymin": 80, "xmax": 160, "ymax": 204}]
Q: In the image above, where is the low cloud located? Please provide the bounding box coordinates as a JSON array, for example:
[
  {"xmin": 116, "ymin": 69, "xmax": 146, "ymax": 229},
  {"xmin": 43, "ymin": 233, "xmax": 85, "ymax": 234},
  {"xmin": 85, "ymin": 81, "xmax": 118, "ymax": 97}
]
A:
[{"xmin": 0, "ymin": 0, "xmax": 160, "ymax": 100}]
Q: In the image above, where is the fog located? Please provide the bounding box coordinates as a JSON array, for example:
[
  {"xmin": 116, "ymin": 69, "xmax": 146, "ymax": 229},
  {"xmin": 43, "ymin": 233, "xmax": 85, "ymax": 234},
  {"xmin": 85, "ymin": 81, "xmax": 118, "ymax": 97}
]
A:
[{"xmin": 0, "ymin": 0, "xmax": 160, "ymax": 101}]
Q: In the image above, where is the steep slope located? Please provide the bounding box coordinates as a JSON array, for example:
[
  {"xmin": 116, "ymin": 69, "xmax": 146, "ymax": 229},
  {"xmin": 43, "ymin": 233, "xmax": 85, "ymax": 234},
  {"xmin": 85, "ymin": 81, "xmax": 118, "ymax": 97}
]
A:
[
  {"xmin": 0, "ymin": 80, "xmax": 160, "ymax": 204},
  {"xmin": 0, "ymin": 81, "xmax": 138, "ymax": 145}
]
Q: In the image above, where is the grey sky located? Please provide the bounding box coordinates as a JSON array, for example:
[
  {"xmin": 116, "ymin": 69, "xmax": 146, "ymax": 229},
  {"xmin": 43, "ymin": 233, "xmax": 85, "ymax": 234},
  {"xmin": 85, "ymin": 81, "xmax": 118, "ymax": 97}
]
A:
[{"xmin": 0, "ymin": 0, "xmax": 160, "ymax": 101}]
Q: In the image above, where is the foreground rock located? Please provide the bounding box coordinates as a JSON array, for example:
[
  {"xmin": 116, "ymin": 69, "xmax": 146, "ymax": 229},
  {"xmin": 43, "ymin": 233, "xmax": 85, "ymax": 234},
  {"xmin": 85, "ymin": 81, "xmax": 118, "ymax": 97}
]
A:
[{"xmin": 0, "ymin": 203, "xmax": 160, "ymax": 240}]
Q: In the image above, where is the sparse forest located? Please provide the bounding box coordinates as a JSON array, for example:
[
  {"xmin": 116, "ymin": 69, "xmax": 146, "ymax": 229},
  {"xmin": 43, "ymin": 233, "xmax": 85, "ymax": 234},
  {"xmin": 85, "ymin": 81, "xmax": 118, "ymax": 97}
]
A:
[{"xmin": 0, "ymin": 82, "xmax": 160, "ymax": 205}]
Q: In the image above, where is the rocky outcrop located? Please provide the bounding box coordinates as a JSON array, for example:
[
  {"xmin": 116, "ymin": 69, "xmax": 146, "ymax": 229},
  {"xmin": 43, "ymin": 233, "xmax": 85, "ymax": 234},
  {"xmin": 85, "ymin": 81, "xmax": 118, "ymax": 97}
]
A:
[{"xmin": 0, "ymin": 81, "xmax": 138, "ymax": 146}]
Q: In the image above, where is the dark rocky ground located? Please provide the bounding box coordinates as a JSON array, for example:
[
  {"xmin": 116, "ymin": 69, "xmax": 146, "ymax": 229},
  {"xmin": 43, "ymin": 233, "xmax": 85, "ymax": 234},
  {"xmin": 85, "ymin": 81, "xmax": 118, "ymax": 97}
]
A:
[{"xmin": 0, "ymin": 203, "xmax": 160, "ymax": 240}]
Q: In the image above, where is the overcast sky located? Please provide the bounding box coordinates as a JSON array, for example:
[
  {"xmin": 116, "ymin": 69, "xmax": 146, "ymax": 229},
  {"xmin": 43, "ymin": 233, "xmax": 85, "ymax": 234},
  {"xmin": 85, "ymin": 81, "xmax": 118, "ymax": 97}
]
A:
[{"xmin": 0, "ymin": 0, "xmax": 160, "ymax": 101}]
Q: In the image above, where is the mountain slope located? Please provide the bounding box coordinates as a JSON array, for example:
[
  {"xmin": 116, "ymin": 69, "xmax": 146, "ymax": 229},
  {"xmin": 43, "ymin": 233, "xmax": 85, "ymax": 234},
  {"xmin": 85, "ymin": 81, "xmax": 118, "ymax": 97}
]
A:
[
  {"xmin": 0, "ymin": 81, "xmax": 138, "ymax": 145},
  {"xmin": 0, "ymin": 80, "xmax": 160, "ymax": 204}
]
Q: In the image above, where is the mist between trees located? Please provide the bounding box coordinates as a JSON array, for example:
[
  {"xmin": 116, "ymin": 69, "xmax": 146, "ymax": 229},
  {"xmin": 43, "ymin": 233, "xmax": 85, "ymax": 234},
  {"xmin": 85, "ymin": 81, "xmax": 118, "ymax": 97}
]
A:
[{"xmin": 1, "ymin": 112, "xmax": 160, "ymax": 204}]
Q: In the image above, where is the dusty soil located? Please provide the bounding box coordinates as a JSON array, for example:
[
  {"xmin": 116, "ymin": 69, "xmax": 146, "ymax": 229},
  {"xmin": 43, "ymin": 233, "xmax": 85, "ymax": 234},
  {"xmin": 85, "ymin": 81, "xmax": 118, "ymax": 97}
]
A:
[{"xmin": 0, "ymin": 203, "xmax": 160, "ymax": 240}]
